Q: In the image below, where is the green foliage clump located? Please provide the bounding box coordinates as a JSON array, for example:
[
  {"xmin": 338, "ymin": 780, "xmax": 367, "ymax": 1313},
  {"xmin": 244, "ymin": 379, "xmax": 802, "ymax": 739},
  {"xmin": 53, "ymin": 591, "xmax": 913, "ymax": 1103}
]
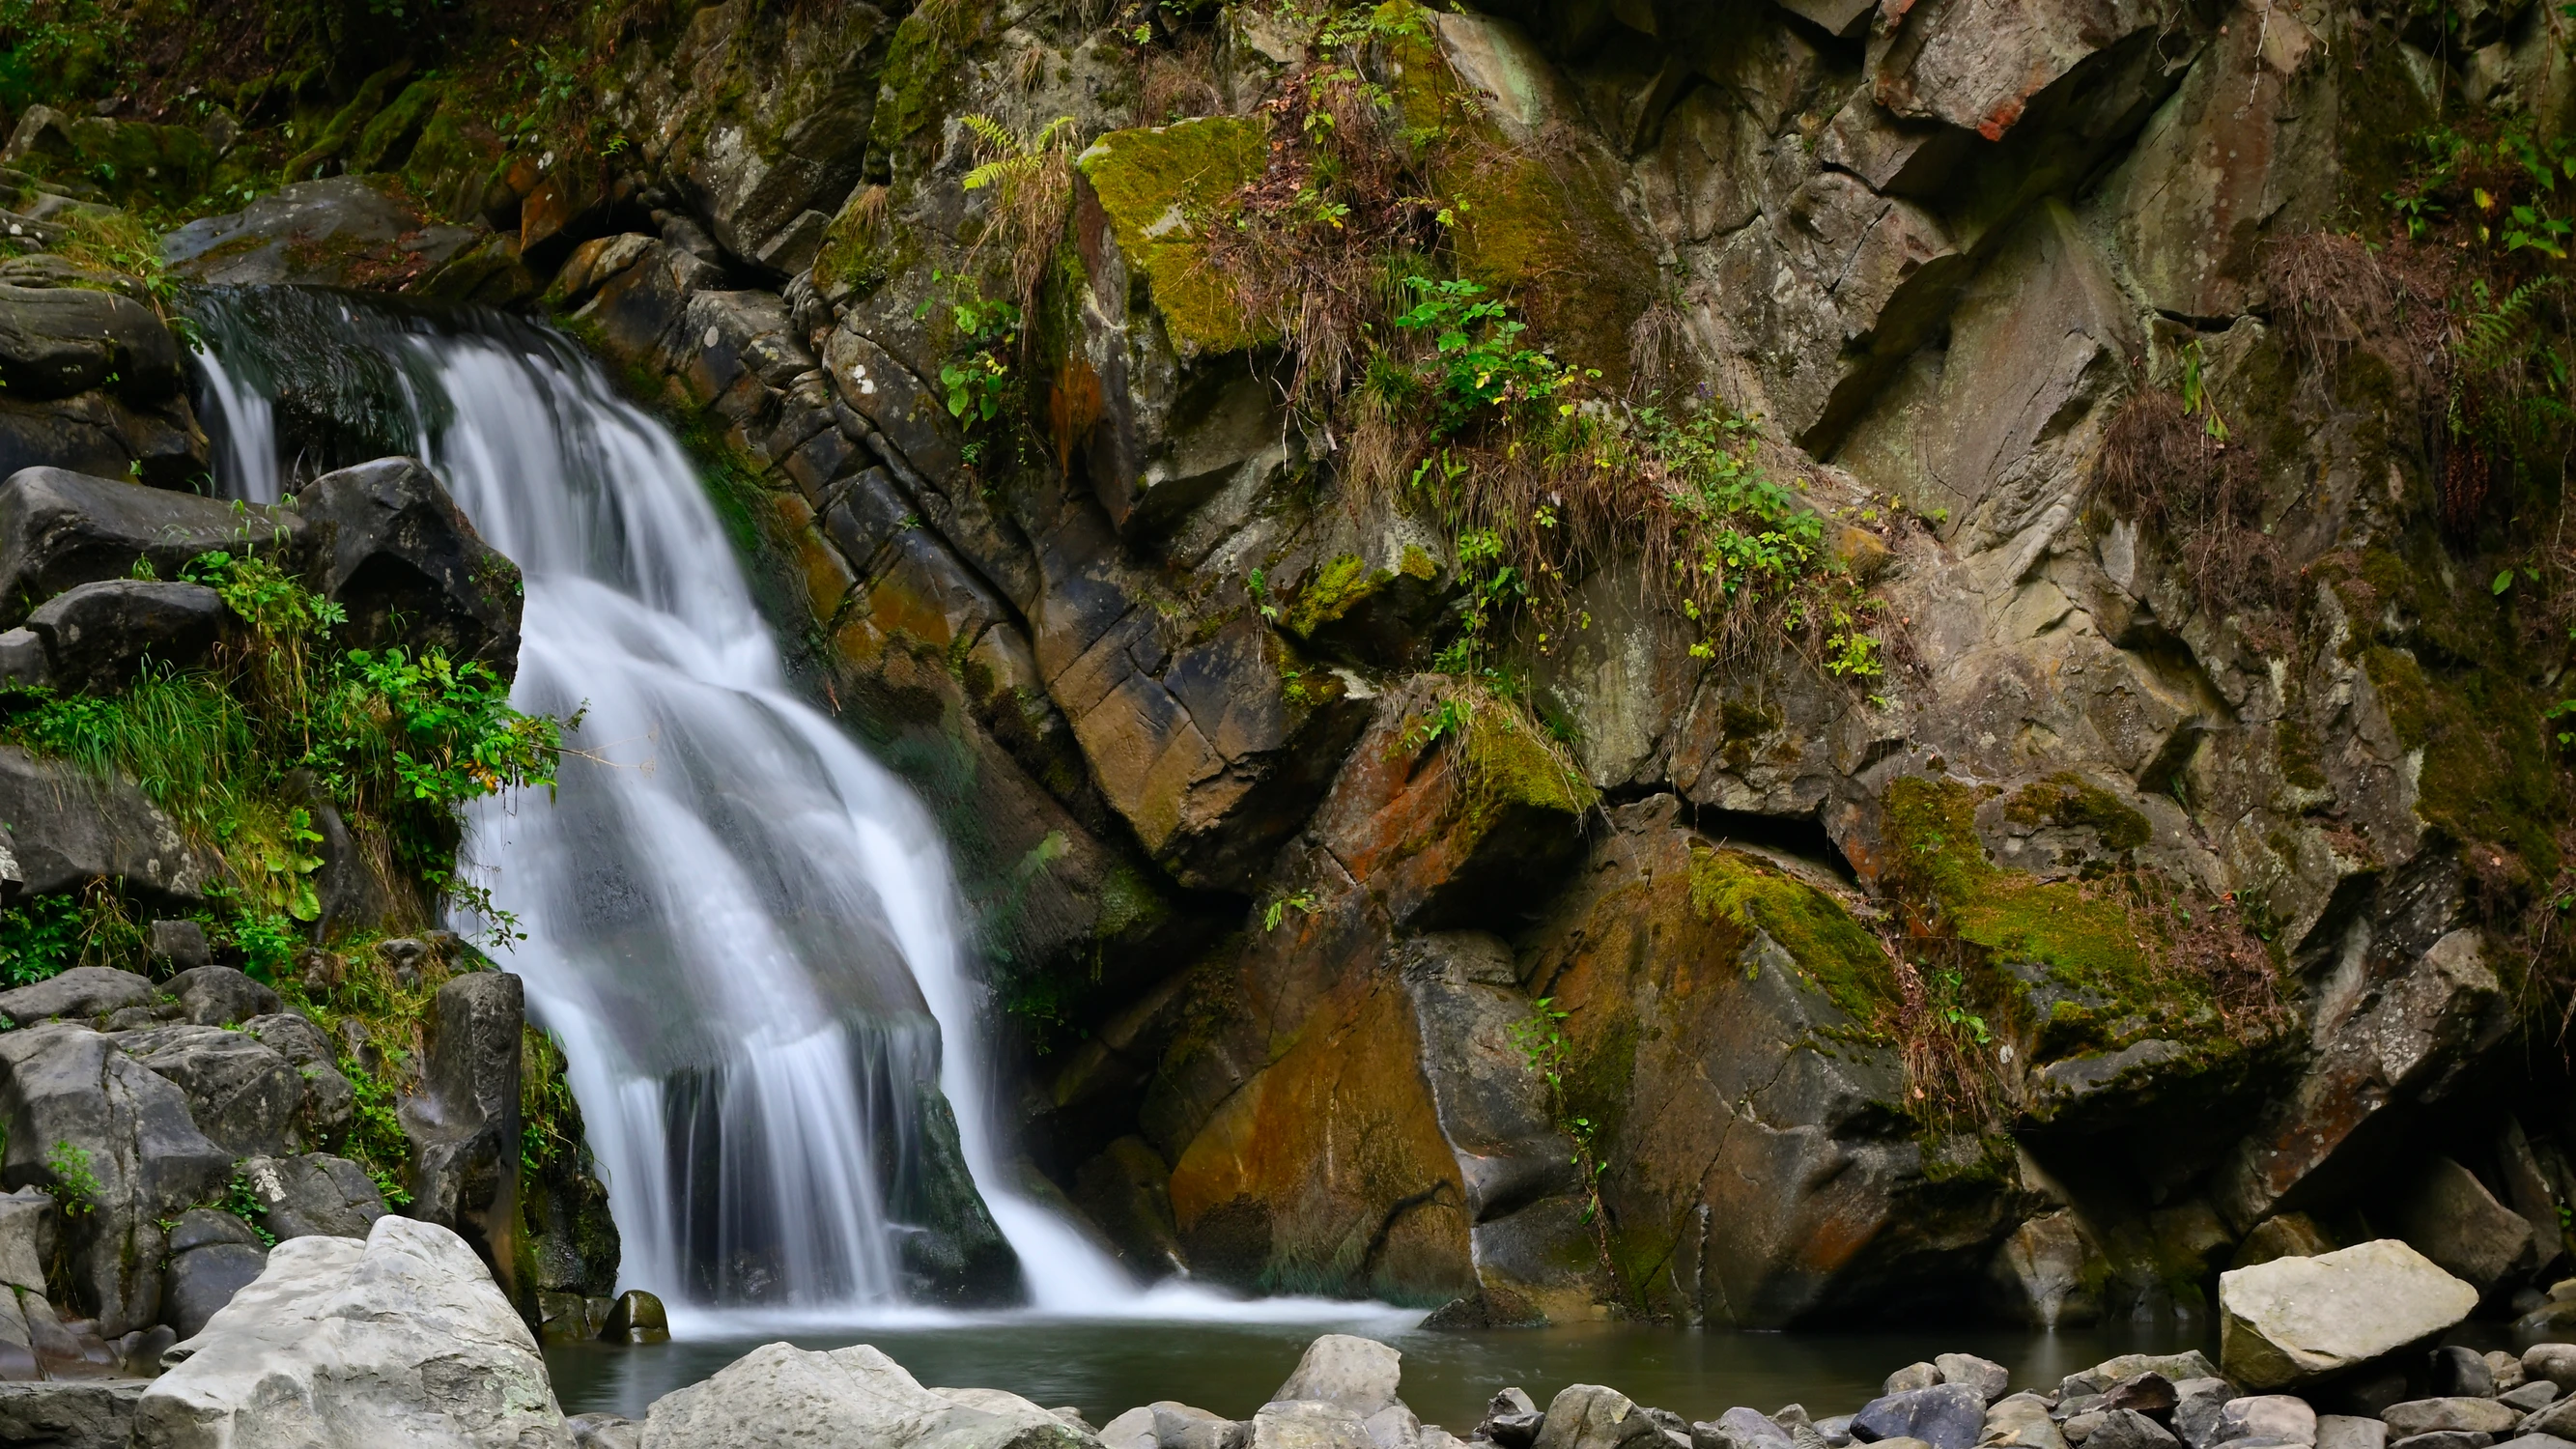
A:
[
  {"xmin": 0, "ymin": 544, "xmax": 561, "ymax": 994},
  {"xmin": 0, "ymin": 894, "xmax": 88, "ymax": 987},
  {"xmin": 43, "ymin": 1139, "xmax": 98, "ymax": 1215}
]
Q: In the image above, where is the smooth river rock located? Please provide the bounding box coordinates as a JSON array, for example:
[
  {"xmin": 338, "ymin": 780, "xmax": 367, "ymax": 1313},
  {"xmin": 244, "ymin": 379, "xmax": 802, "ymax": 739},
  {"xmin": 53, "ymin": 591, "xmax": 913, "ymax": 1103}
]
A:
[
  {"xmin": 2387, "ymin": 1405, "xmax": 2523, "ymax": 1440},
  {"xmin": 133, "ymin": 1215, "xmax": 568, "ymax": 1449},
  {"xmin": 2219, "ymin": 1240, "xmax": 2477, "ymax": 1389},
  {"xmin": 1854, "ymin": 1384, "xmax": 1988, "ymax": 1449},
  {"xmin": 1272, "ymin": 1336, "xmax": 1404, "ymax": 1417},
  {"xmin": 639, "ymin": 1341, "xmax": 1095, "ymax": 1449}
]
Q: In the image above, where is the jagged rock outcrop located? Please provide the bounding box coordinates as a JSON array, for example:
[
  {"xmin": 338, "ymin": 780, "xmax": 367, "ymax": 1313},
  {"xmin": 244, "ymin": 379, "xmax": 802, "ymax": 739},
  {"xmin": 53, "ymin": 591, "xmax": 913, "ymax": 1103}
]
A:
[{"xmin": 459, "ymin": 0, "xmax": 2576, "ymax": 1326}]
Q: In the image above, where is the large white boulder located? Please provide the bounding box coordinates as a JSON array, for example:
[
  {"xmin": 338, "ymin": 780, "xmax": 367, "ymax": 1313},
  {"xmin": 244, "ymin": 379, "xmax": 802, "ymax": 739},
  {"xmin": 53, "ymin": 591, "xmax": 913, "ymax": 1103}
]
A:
[
  {"xmin": 2219, "ymin": 1239, "xmax": 2477, "ymax": 1389},
  {"xmin": 130, "ymin": 1215, "xmax": 569, "ymax": 1449},
  {"xmin": 640, "ymin": 1341, "xmax": 1097, "ymax": 1449}
]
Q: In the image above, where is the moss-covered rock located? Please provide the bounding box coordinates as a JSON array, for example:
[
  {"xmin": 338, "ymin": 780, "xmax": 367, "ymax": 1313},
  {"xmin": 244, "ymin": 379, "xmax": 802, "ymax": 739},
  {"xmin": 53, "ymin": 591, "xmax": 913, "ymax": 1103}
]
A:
[{"xmin": 1075, "ymin": 117, "xmax": 1270, "ymax": 355}]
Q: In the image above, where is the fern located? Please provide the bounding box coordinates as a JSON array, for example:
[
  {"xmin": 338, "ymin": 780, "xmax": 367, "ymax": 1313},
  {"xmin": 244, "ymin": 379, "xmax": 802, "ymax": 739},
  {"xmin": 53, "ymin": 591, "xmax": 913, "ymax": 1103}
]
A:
[{"xmin": 960, "ymin": 113, "xmax": 1077, "ymax": 190}]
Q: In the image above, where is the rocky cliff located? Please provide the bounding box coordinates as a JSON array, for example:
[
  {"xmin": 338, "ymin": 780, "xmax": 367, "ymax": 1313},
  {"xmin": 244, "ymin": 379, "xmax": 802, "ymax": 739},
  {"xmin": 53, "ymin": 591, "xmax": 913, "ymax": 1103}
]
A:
[{"xmin": 2, "ymin": 0, "xmax": 2572, "ymax": 1330}]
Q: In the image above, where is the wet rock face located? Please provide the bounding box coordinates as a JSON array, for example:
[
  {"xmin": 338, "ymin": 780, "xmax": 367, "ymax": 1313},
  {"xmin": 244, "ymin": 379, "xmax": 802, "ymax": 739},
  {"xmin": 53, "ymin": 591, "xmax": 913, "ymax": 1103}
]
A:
[
  {"xmin": 0, "ymin": 1022, "xmax": 233, "ymax": 1336},
  {"xmin": 0, "ymin": 265, "xmax": 206, "ymax": 489},
  {"xmin": 295, "ymin": 456, "xmax": 524, "ymax": 676}
]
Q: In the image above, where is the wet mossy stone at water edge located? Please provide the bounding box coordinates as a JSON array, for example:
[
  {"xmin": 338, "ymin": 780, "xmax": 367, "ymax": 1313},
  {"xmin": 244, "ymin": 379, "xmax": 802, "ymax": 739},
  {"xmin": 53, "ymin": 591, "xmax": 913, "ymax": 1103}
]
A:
[{"xmin": 601, "ymin": 1288, "xmax": 668, "ymax": 1344}]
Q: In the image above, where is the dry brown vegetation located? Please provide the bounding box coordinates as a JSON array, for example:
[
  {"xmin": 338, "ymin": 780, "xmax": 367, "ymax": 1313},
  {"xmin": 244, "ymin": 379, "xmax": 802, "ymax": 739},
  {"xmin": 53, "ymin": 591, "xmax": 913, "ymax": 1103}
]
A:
[{"xmin": 2093, "ymin": 389, "xmax": 2286, "ymax": 621}]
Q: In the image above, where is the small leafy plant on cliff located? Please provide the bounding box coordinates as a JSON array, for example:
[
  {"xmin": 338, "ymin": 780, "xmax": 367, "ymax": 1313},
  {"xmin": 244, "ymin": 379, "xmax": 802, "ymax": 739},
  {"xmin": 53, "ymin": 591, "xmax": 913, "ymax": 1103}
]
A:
[
  {"xmin": 918, "ymin": 272, "xmax": 1023, "ymax": 435},
  {"xmin": 1506, "ymin": 995, "xmax": 1615, "ymax": 1266},
  {"xmin": 43, "ymin": 1139, "xmax": 98, "ymax": 1215}
]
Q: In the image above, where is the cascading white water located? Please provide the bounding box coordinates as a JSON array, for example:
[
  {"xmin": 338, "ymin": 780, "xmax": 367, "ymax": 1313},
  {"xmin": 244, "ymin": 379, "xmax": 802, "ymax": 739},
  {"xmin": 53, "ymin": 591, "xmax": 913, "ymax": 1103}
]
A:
[{"xmin": 186, "ymin": 291, "xmax": 1141, "ymax": 1323}]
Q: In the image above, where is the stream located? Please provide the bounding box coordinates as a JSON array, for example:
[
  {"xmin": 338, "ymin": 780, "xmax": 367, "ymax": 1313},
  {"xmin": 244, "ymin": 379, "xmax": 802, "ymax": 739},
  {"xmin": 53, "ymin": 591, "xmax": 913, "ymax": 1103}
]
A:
[{"xmin": 542, "ymin": 1318, "xmax": 2208, "ymax": 1426}]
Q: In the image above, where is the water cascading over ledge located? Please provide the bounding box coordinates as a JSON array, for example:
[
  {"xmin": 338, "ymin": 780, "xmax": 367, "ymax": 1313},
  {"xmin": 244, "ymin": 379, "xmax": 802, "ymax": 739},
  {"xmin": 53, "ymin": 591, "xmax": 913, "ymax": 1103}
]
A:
[{"xmin": 182, "ymin": 285, "xmax": 1126, "ymax": 1319}]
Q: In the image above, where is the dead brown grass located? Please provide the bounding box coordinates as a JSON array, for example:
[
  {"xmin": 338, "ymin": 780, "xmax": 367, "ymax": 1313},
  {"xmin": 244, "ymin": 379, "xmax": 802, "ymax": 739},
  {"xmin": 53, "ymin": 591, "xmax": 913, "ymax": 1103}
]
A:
[
  {"xmin": 2095, "ymin": 389, "xmax": 2287, "ymax": 620},
  {"xmin": 1136, "ymin": 31, "xmax": 1227, "ymax": 123}
]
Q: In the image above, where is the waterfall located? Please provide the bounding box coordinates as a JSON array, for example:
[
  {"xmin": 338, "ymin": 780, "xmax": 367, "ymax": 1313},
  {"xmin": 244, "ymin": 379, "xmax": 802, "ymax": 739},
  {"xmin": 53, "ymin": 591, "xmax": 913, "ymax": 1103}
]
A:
[{"xmin": 184, "ymin": 289, "xmax": 1144, "ymax": 1323}]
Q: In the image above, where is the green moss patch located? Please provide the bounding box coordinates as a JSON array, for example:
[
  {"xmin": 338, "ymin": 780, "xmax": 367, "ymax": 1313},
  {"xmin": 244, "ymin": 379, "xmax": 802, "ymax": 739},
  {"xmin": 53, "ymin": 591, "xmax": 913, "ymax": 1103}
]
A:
[
  {"xmin": 868, "ymin": 0, "xmax": 996, "ymax": 158},
  {"xmin": 1688, "ymin": 847, "xmax": 1900, "ymax": 1025},
  {"xmin": 1884, "ymin": 776, "xmax": 2194, "ymax": 1056},
  {"xmin": 2003, "ymin": 773, "xmax": 2152, "ymax": 850},
  {"xmin": 1077, "ymin": 117, "xmax": 1270, "ymax": 353},
  {"xmin": 1452, "ymin": 693, "xmax": 1596, "ymax": 826}
]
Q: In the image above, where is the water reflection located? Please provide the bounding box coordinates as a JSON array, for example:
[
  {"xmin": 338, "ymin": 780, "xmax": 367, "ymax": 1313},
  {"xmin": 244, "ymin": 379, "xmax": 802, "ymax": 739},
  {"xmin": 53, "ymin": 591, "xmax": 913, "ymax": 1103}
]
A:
[{"xmin": 546, "ymin": 1318, "xmax": 2209, "ymax": 1427}]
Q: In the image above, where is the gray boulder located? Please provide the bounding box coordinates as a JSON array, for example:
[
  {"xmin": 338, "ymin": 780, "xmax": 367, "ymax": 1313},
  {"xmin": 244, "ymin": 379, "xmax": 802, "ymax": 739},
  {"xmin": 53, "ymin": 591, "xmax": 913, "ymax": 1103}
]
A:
[
  {"xmin": 2391, "ymin": 1435, "xmax": 2495, "ymax": 1449},
  {"xmin": 1252, "ymin": 1402, "xmax": 1376, "ymax": 1449},
  {"xmin": 0, "ymin": 747, "xmax": 212, "ymax": 903},
  {"xmin": 0, "ymin": 468, "xmax": 305, "ymax": 625},
  {"xmin": 2314, "ymin": 1419, "xmax": 2386, "ymax": 1449},
  {"xmin": 2531, "ymin": 1350, "xmax": 2576, "ymax": 1390},
  {"xmin": 1979, "ymin": 1395, "xmax": 2065, "ymax": 1449},
  {"xmin": 163, "ymin": 966, "xmax": 279, "ymax": 1028},
  {"xmin": 146, "ymin": 921, "xmax": 209, "ymax": 973},
  {"xmin": 0, "ymin": 1022, "xmax": 229, "ymax": 1335},
  {"xmin": 0, "ymin": 1380, "xmax": 146, "ymax": 1449},
  {"xmin": 2212, "ymin": 1398, "xmax": 2316, "ymax": 1446},
  {"xmin": 2494, "ymin": 1437, "xmax": 2576, "ymax": 1449},
  {"xmin": 239, "ymin": 1014, "xmax": 352, "ymax": 1151},
  {"xmin": 294, "ymin": 456, "xmax": 523, "ymax": 674},
  {"xmin": 2066, "ymin": 1358, "xmax": 2222, "ymax": 1399},
  {"xmin": 0, "ymin": 627, "xmax": 47, "ymax": 690},
  {"xmin": 156, "ymin": 1208, "xmax": 266, "ymax": 1341},
  {"xmin": 160, "ymin": 177, "xmax": 479, "ymax": 289},
  {"xmin": 134, "ymin": 1216, "xmax": 567, "ymax": 1447},
  {"xmin": 2084, "ymin": 1413, "xmax": 2176, "ymax": 1449},
  {"xmin": 636, "ymin": 1340, "xmax": 1094, "ymax": 1449},
  {"xmin": 2219, "ymin": 1240, "xmax": 2477, "ymax": 1389},
  {"xmin": 1939, "ymin": 1357, "xmax": 2011, "ymax": 1406},
  {"xmin": 1854, "ymin": 1386, "xmax": 1989, "ymax": 1449},
  {"xmin": 2432, "ymin": 1349, "xmax": 2497, "ymax": 1399},
  {"xmin": 0, "ymin": 282, "xmax": 183, "ymax": 401},
  {"xmin": 1272, "ymin": 1335, "xmax": 1402, "ymax": 1417},
  {"xmin": 2387, "ymin": 1406, "xmax": 2520, "ymax": 1440},
  {"xmin": 2501, "ymin": 1389, "xmax": 2559, "ymax": 1416},
  {"xmin": 2103, "ymin": 1378, "xmax": 2178, "ymax": 1417},
  {"xmin": 0, "ymin": 967, "xmax": 154, "ymax": 1025},
  {"xmin": 1888, "ymin": 1366, "xmax": 1943, "ymax": 1395},
  {"xmin": 1701, "ymin": 1409, "xmax": 1795, "ymax": 1449},
  {"xmin": 0, "ymin": 1187, "xmax": 56, "ymax": 1379},
  {"xmin": 1102, "ymin": 1404, "xmax": 1248, "ymax": 1449},
  {"xmin": 2396, "ymin": 1158, "xmax": 2538, "ymax": 1294},
  {"xmin": 2174, "ymin": 1380, "xmax": 2240, "ymax": 1449},
  {"xmin": 2516, "ymin": 1401, "xmax": 2576, "ymax": 1440},
  {"xmin": 26, "ymin": 580, "xmax": 227, "ymax": 692},
  {"xmin": 238, "ymin": 1012, "xmax": 330, "ymax": 1065},
  {"xmin": 109, "ymin": 1024, "xmax": 301, "ymax": 1157},
  {"xmin": 235, "ymin": 1153, "xmax": 386, "ymax": 1240},
  {"xmin": 570, "ymin": 1415, "xmax": 642, "ymax": 1449},
  {"xmin": 1535, "ymin": 1386, "xmax": 1667, "ymax": 1449}
]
